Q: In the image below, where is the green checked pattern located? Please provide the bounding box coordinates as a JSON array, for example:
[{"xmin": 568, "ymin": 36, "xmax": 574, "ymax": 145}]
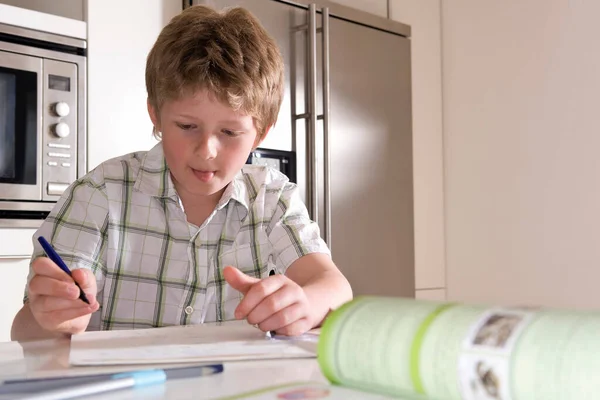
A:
[{"xmin": 24, "ymin": 143, "xmax": 330, "ymax": 331}]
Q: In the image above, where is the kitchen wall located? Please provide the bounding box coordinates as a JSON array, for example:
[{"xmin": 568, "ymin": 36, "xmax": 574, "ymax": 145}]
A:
[
  {"xmin": 332, "ymin": 0, "xmax": 447, "ymax": 300},
  {"xmin": 442, "ymin": 0, "xmax": 600, "ymax": 309},
  {"xmin": 86, "ymin": 0, "xmax": 181, "ymax": 169}
]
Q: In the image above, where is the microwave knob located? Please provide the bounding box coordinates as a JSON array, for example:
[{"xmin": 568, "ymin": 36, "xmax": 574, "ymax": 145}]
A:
[
  {"xmin": 53, "ymin": 102, "xmax": 70, "ymax": 117},
  {"xmin": 53, "ymin": 122, "xmax": 70, "ymax": 138}
]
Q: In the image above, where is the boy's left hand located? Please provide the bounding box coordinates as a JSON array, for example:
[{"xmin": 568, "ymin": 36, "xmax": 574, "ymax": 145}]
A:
[{"xmin": 223, "ymin": 266, "xmax": 313, "ymax": 336}]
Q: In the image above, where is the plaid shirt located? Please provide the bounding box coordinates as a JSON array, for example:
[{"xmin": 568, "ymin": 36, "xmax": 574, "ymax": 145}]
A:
[{"xmin": 26, "ymin": 143, "xmax": 329, "ymax": 331}]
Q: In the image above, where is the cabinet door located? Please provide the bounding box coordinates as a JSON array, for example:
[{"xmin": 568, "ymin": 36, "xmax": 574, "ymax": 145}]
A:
[
  {"xmin": 0, "ymin": 258, "xmax": 29, "ymax": 342},
  {"xmin": 389, "ymin": 0, "xmax": 446, "ymax": 292},
  {"xmin": 415, "ymin": 289, "xmax": 446, "ymax": 302}
]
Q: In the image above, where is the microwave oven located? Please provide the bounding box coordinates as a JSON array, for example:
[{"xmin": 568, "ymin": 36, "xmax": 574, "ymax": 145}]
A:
[
  {"xmin": 246, "ymin": 148, "xmax": 296, "ymax": 183},
  {"xmin": 0, "ymin": 23, "xmax": 86, "ymax": 223}
]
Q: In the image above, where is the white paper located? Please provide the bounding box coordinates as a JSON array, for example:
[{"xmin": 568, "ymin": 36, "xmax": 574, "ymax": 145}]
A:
[{"xmin": 69, "ymin": 321, "xmax": 316, "ymax": 366}]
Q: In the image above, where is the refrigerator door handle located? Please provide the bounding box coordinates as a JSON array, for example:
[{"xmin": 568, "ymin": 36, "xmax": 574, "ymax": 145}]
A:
[
  {"xmin": 321, "ymin": 7, "xmax": 331, "ymax": 249},
  {"xmin": 292, "ymin": 4, "xmax": 329, "ymax": 247},
  {"xmin": 307, "ymin": 3, "xmax": 319, "ymax": 225}
]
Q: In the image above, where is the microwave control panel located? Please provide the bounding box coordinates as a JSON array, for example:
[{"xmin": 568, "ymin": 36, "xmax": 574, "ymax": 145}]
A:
[{"xmin": 42, "ymin": 59, "xmax": 78, "ymax": 201}]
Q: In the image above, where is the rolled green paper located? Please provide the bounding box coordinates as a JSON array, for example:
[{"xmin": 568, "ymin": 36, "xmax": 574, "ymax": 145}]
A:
[{"xmin": 318, "ymin": 296, "xmax": 600, "ymax": 400}]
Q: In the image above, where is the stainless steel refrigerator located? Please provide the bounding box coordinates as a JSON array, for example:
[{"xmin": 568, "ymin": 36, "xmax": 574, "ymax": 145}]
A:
[{"xmin": 189, "ymin": 0, "xmax": 415, "ymax": 298}]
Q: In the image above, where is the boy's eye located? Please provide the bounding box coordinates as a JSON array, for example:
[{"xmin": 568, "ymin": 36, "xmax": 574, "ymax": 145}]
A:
[
  {"xmin": 222, "ymin": 129, "xmax": 241, "ymax": 137},
  {"xmin": 176, "ymin": 123, "xmax": 194, "ymax": 130}
]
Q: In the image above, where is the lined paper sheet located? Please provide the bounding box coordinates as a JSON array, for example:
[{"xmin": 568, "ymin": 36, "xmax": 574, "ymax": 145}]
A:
[{"xmin": 69, "ymin": 321, "xmax": 316, "ymax": 366}]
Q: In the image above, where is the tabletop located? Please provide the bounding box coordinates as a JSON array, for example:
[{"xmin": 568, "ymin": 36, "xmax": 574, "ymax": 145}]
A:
[{"xmin": 0, "ymin": 336, "xmax": 328, "ymax": 399}]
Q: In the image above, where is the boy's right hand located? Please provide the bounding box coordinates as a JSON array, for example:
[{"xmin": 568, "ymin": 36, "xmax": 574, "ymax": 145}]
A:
[{"xmin": 27, "ymin": 257, "xmax": 100, "ymax": 335}]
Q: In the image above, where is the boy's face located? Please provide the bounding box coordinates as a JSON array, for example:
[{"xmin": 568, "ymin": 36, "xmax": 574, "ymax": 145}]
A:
[{"xmin": 148, "ymin": 89, "xmax": 265, "ymax": 201}]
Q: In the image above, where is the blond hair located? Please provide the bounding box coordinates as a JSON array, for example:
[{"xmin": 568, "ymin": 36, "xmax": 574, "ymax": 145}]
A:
[{"xmin": 145, "ymin": 5, "xmax": 284, "ymax": 138}]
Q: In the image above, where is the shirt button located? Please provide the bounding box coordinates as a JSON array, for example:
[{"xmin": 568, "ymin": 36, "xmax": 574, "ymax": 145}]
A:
[{"xmin": 184, "ymin": 306, "xmax": 194, "ymax": 315}]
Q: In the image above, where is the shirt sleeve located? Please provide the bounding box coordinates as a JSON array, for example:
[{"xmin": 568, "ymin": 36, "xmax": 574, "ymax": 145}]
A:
[
  {"xmin": 23, "ymin": 170, "xmax": 109, "ymax": 304},
  {"xmin": 267, "ymin": 182, "xmax": 331, "ymax": 272}
]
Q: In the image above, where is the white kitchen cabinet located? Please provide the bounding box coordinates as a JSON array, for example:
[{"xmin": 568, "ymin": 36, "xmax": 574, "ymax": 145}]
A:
[
  {"xmin": 0, "ymin": 258, "xmax": 30, "ymax": 342},
  {"xmin": 442, "ymin": 0, "xmax": 600, "ymax": 310},
  {"xmin": 415, "ymin": 288, "xmax": 446, "ymax": 302},
  {"xmin": 389, "ymin": 0, "xmax": 446, "ymax": 291},
  {"xmin": 86, "ymin": 0, "xmax": 182, "ymax": 170},
  {"xmin": 0, "ymin": 0, "xmax": 84, "ymax": 21},
  {"xmin": 0, "ymin": 228, "xmax": 35, "ymax": 342}
]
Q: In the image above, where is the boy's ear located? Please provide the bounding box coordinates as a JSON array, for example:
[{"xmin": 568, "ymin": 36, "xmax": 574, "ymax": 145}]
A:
[
  {"xmin": 254, "ymin": 126, "xmax": 272, "ymax": 149},
  {"xmin": 147, "ymin": 100, "xmax": 160, "ymax": 130}
]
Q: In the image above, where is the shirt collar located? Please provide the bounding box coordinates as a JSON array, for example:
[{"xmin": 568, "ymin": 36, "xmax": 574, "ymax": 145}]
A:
[
  {"xmin": 134, "ymin": 142, "xmax": 250, "ymax": 211},
  {"xmin": 133, "ymin": 142, "xmax": 177, "ymax": 199},
  {"xmin": 222, "ymin": 172, "xmax": 250, "ymax": 211}
]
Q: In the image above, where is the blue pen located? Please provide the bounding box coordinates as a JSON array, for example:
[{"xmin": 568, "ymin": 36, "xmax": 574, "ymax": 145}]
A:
[
  {"xmin": 1, "ymin": 364, "xmax": 224, "ymax": 396},
  {"xmin": 18, "ymin": 370, "xmax": 167, "ymax": 400},
  {"xmin": 37, "ymin": 236, "xmax": 90, "ymax": 305}
]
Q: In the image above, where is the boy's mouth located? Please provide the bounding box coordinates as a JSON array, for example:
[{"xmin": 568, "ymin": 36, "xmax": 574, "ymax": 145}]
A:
[{"xmin": 192, "ymin": 169, "xmax": 215, "ymax": 182}]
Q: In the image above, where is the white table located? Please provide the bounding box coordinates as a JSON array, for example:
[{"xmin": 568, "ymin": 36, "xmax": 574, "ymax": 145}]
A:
[{"xmin": 0, "ymin": 337, "xmax": 328, "ymax": 399}]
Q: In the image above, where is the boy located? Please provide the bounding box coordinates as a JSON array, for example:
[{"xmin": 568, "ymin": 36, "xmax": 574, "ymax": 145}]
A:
[{"xmin": 11, "ymin": 5, "xmax": 352, "ymax": 341}]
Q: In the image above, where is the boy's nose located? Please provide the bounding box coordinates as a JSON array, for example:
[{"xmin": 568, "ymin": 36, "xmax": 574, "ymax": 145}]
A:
[{"xmin": 197, "ymin": 135, "xmax": 218, "ymax": 160}]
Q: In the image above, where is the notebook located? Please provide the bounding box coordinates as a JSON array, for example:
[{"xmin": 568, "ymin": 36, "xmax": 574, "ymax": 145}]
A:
[{"xmin": 69, "ymin": 321, "xmax": 317, "ymax": 366}]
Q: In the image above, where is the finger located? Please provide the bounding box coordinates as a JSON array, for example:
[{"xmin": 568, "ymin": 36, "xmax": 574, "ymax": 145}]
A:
[
  {"xmin": 37, "ymin": 306, "xmax": 99, "ymax": 332},
  {"xmin": 257, "ymin": 302, "xmax": 308, "ymax": 333},
  {"xmin": 246, "ymin": 285, "xmax": 301, "ymax": 325},
  {"xmin": 224, "ymin": 266, "xmax": 260, "ymax": 295},
  {"xmin": 65, "ymin": 292, "xmax": 99, "ymax": 309},
  {"xmin": 71, "ymin": 268, "xmax": 97, "ymax": 293},
  {"xmin": 31, "ymin": 295, "xmax": 96, "ymax": 313},
  {"xmin": 28, "ymin": 275, "xmax": 81, "ymax": 300},
  {"xmin": 31, "ymin": 257, "xmax": 74, "ymax": 282},
  {"xmin": 276, "ymin": 318, "xmax": 311, "ymax": 336},
  {"xmin": 235, "ymin": 275, "xmax": 285, "ymax": 320}
]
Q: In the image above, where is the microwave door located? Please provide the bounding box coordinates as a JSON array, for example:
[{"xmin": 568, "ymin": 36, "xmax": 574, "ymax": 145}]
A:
[{"xmin": 0, "ymin": 51, "xmax": 43, "ymax": 201}]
